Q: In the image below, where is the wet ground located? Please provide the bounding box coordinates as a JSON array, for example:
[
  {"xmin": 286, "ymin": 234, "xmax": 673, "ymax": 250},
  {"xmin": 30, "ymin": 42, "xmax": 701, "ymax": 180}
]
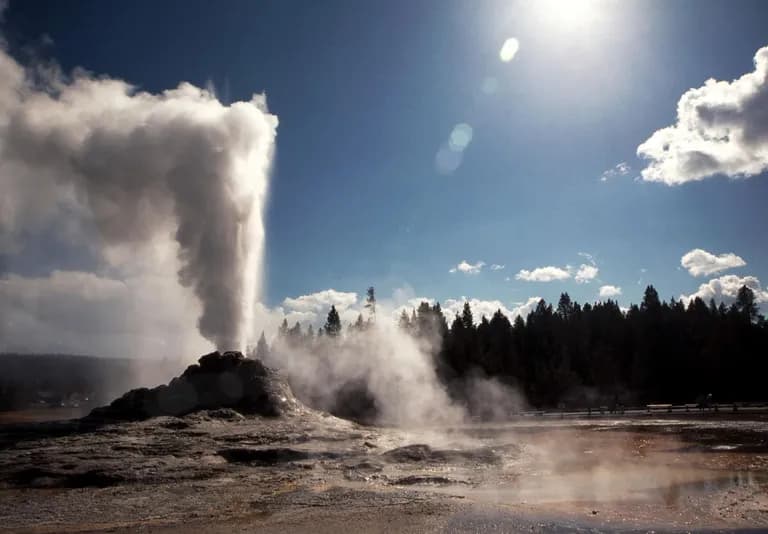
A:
[
  {"xmin": 0, "ymin": 411, "xmax": 766, "ymax": 533},
  {"xmin": 0, "ymin": 407, "xmax": 90, "ymax": 424}
]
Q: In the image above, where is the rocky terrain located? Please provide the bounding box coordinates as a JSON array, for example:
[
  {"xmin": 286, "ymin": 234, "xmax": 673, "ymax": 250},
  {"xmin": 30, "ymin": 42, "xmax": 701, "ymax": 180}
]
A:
[{"xmin": 0, "ymin": 353, "xmax": 767, "ymax": 533}]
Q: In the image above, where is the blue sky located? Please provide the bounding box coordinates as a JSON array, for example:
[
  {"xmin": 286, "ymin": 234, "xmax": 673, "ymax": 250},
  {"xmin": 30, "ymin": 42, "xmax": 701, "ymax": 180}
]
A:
[{"xmin": 3, "ymin": 0, "xmax": 768, "ymax": 318}]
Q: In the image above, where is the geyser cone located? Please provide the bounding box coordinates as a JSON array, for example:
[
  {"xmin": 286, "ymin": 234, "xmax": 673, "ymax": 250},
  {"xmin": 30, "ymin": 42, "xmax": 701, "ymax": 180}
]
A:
[{"xmin": 89, "ymin": 351, "xmax": 300, "ymax": 421}]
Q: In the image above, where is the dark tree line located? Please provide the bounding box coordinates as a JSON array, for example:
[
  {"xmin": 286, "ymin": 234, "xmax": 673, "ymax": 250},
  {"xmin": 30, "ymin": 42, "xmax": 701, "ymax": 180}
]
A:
[
  {"xmin": 416, "ymin": 285, "xmax": 766, "ymax": 408},
  {"xmin": 266, "ymin": 284, "xmax": 767, "ymax": 410}
]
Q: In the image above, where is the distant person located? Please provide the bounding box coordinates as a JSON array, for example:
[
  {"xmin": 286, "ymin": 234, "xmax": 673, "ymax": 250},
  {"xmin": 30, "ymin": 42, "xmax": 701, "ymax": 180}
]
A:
[{"xmin": 698, "ymin": 393, "xmax": 713, "ymax": 411}]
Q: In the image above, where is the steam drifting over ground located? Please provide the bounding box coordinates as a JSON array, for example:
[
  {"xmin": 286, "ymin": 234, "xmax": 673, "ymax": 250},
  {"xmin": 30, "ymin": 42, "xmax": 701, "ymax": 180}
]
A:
[
  {"xmin": 0, "ymin": 42, "xmax": 277, "ymax": 352},
  {"xmin": 268, "ymin": 320, "xmax": 468, "ymax": 427}
]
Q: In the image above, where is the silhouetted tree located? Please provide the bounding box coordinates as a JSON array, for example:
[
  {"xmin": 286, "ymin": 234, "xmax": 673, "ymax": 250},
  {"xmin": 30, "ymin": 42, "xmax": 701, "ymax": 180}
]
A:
[
  {"xmin": 353, "ymin": 313, "xmax": 365, "ymax": 332},
  {"xmin": 278, "ymin": 318, "xmax": 289, "ymax": 338},
  {"xmin": 641, "ymin": 285, "xmax": 661, "ymax": 312},
  {"xmin": 733, "ymin": 285, "xmax": 759, "ymax": 323},
  {"xmin": 556, "ymin": 292, "xmax": 575, "ymax": 320},
  {"xmin": 461, "ymin": 302, "xmax": 474, "ymax": 330},
  {"xmin": 324, "ymin": 305, "xmax": 342, "ymax": 337},
  {"xmin": 255, "ymin": 331, "xmax": 269, "ymax": 360},
  {"xmin": 398, "ymin": 309, "xmax": 411, "ymax": 331},
  {"xmin": 288, "ymin": 321, "xmax": 303, "ymax": 342},
  {"xmin": 364, "ymin": 287, "xmax": 376, "ymax": 322}
]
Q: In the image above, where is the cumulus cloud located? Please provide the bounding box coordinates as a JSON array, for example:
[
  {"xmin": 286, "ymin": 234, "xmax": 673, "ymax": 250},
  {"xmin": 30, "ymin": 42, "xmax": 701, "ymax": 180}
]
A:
[
  {"xmin": 680, "ymin": 274, "xmax": 768, "ymax": 306},
  {"xmin": 274, "ymin": 289, "xmax": 363, "ymax": 329},
  {"xmin": 267, "ymin": 288, "xmax": 542, "ymax": 333},
  {"xmin": 449, "ymin": 260, "xmax": 486, "ymax": 274},
  {"xmin": 442, "ymin": 297, "xmax": 540, "ymax": 324},
  {"xmin": 680, "ymin": 248, "xmax": 746, "ymax": 277},
  {"xmin": 515, "ymin": 254, "xmax": 600, "ymax": 284},
  {"xmin": 490, "ymin": 264, "xmax": 505, "ymax": 271},
  {"xmin": 638, "ymin": 45, "xmax": 768, "ymax": 185},
  {"xmin": 265, "ymin": 287, "xmax": 434, "ymax": 335},
  {"xmin": 0, "ymin": 43, "xmax": 277, "ymax": 351},
  {"xmin": 508, "ymin": 297, "xmax": 543, "ymax": 320},
  {"xmin": 599, "ymin": 285, "xmax": 622, "ymax": 298},
  {"xmin": 574, "ymin": 264, "xmax": 599, "ymax": 283},
  {"xmin": 282, "ymin": 289, "xmax": 357, "ymax": 314},
  {"xmin": 515, "ymin": 266, "xmax": 571, "ymax": 282},
  {"xmin": 599, "ymin": 162, "xmax": 631, "ymax": 182}
]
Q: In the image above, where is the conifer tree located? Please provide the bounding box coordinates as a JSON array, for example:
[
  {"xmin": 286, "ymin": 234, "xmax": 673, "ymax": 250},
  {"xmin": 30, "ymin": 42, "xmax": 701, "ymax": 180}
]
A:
[
  {"xmin": 324, "ymin": 305, "xmax": 342, "ymax": 337},
  {"xmin": 255, "ymin": 331, "xmax": 269, "ymax": 360},
  {"xmin": 364, "ymin": 286, "xmax": 376, "ymax": 322}
]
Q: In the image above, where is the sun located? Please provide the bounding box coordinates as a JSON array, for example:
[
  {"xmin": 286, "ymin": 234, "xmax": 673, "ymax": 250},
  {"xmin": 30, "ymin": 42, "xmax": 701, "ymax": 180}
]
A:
[{"xmin": 530, "ymin": 0, "xmax": 603, "ymax": 32}]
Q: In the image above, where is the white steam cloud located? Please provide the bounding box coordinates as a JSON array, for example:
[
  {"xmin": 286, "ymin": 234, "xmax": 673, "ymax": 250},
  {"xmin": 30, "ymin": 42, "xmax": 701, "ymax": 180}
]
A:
[
  {"xmin": 0, "ymin": 45, "xmax": 277, "ymax": 352},
  {"xmin": 267, "ymin": 320, "xmax": 466, "ymax": 427}
]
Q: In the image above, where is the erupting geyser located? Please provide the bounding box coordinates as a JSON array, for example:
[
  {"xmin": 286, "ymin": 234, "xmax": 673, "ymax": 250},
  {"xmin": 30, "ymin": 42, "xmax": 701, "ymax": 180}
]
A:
[{"xmin": 0, "ymin": 48, "xmax": 278, "ymax": 351}]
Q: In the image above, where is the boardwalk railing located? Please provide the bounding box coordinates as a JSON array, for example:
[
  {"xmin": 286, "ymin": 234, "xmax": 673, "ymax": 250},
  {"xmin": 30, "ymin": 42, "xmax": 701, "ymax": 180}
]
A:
[{"xmin": 509, "ymin": 402, "xmax": 768, "ymax": 419}]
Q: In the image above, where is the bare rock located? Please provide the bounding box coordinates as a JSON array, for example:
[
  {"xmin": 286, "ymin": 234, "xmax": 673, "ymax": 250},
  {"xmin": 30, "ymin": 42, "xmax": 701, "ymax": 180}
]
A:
[{"xmin": 381, "ymin": 444, "xmax": 500, "ymax": 465}]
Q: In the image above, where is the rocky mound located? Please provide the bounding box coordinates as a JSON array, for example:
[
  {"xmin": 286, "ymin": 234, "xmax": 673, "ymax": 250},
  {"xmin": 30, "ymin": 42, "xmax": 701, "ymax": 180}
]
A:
[{"xmin": 88, "ymin": 351, "xmax": 299, "ymax": 421}]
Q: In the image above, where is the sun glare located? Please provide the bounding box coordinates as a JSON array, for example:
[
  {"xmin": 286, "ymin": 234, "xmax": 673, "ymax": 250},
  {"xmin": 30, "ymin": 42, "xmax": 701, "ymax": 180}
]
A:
[
  {"xmin": 499, "ymin": 37, "xmax": 520, "ymax": 62},
  {"xmin": 530, "ymin": 0, "xmax": 603, "ymax": 32}
]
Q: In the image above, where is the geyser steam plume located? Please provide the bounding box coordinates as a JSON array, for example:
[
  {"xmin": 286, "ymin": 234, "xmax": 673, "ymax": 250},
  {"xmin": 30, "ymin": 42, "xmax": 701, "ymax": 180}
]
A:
[{"xmin": 0, "ymin": 48, "xmax": 278, "ymax": 351}]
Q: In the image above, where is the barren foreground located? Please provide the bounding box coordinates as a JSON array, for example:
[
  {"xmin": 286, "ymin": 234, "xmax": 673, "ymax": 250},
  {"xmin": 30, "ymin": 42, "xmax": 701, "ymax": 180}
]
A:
[{"xmin": 1, "ymin": 411, "xmax": 767, "ymax": 533}]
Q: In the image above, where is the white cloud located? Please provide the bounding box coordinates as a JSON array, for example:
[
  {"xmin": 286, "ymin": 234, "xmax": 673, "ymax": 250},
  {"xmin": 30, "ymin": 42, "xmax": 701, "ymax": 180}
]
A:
[
  {"xmin": 680, "ymin": 248, "xmax": 746, "ymax": 277},
  {"xmin": 276, "ymin": 289, "xmax": 542, "ymax": 332},
  {"xmin": 442, "ymin": 296, "xmax": 540, "ymax": 324},
  {"xmin": 449, "ymin": 260, "xmax": 486, "ymax": 275},
  {"xmin": 638, "ymin": 45, "xmax": 768, "ymax": 185},
  {"xmin": 490, "ymin": 264, "xmax": 505, "ymax": 271},
  {"xmin": 574, "ymin": 264, "xmax": 599, "ymax": 283},
  {"xmin": 391, "ymin": 298, "xmax": 435, "ymax": 321},
  {"xmin": 599, "ymin": 162, "xmax": 631, "ymax": 182},
  {"xmin": 509, "ymin": 297, "xmax": 542, "ymax": 320},
  {"xmin": 599, "ymin": 285, "xmax": 622, "ymax": 298},
  {"xmin": 282, "ymin": 289, "xmax": 358, "ymax": 314},
  {"xmin": 499, "ymin": 38, "xmax": 520, "ymax": 62},
  {"xmin": 680, "ymin": 274, "xmax": 768, "ymax": 306},
  {"xmin": 515, "ymin": 266, "xmax": 571, "ymax": 282},
  {"xmin": 276, "ymin": 289, "xmax": 364, "ymax": 329}
]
